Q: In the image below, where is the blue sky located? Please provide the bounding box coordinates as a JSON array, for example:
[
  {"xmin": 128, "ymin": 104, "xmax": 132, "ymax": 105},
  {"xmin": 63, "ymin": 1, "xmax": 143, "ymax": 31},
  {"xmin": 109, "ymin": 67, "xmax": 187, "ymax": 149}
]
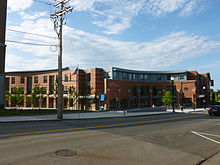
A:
[{"xmin": 5, "ymin": 0, "xmax": 220, "ymax": 89}]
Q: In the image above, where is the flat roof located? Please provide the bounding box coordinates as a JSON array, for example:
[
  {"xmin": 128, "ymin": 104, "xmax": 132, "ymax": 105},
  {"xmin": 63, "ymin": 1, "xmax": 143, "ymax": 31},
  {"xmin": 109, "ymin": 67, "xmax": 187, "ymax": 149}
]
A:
[
  {"xmin": 5, "ymin": 67, "xmax": 70, "ymax": 75},
  {"xmin": 111, "ymin": 67, "xmax": 187, "ymax": 74}
]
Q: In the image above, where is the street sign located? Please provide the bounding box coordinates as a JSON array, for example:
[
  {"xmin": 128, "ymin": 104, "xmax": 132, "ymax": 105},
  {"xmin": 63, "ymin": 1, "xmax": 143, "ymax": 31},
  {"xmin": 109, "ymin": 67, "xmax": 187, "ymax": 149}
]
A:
[{"xmin": 99, "ymin": 94, "xmax": 105, "ymax": 102}]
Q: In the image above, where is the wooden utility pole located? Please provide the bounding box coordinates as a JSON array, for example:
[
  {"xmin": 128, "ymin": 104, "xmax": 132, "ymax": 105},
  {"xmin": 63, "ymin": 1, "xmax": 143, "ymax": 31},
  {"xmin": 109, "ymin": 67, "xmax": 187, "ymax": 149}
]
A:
[
  {"xmin": 0, "ymin": 0, "xmax": 7, "ymax": 109},
  {"xmin": 51, "ymin": 0, "xmax": 72, "ymax": 120}
]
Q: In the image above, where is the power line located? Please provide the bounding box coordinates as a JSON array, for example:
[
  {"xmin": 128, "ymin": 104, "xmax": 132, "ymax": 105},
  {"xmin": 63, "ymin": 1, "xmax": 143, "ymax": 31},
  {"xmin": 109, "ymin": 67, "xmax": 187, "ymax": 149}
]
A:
[
  {"xmin": 6, "ymin": 28, "xmax": 57, "ymax": 39},
  {"xmin": 33, "ymin": 0, "xmax": 53, "ymax": 6},
  {"xmin": 5, "ymin": 40, "xmax": 56, "ymax": 47}
]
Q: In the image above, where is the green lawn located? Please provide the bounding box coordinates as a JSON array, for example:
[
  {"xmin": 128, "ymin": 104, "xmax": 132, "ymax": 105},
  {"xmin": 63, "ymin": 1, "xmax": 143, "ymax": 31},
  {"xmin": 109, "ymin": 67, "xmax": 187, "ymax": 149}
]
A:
[{"xmin": 0, "ymin": 109, "xmax": 90, "ymax": 116}]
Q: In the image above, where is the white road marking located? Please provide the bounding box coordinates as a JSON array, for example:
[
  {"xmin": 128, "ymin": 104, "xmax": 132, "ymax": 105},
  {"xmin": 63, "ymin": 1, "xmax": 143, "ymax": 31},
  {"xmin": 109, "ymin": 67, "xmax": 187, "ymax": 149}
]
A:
[
  {"xmin": 194, "ymin": 131, "xmax": 220, "ymax": 138},
  {"xmin": 191, "ymin": 131, "xmax": 220, "ymax": 145}
]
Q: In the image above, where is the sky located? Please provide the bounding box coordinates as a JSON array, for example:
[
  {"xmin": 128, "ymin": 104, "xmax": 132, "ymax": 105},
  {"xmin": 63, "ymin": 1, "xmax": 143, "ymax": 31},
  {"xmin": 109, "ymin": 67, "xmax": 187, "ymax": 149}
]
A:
[{"xmin": 5, "ymin": 0, "xmax": 220, "ymax": 89}]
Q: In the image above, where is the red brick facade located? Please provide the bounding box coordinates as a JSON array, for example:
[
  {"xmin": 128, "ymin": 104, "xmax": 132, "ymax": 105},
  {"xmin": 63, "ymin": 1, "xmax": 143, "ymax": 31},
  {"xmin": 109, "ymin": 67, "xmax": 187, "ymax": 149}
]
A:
[{"xmin": 5, "ymin": 67, "xmax": 212, "ymax": 110}]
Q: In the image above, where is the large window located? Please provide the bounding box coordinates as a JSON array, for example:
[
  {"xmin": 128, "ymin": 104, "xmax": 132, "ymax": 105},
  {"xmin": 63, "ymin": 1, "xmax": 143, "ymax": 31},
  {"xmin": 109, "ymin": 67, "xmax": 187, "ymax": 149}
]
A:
[
  {"xmin": 20, "ymin": 77, "xmax": 25, "ymax": 84},
  {"xmin": 20, "ymin": 88, "xmax": 24, "ymax": 94},
  {"xmin": 11, "ymin": 77, "xmax": 15, "ymax": 84},
  {"xmin": 141, "ymin": 86, "xmax": 148, "ymax": 96},
  {"xmin": 43, "ymin": 76, "xmax": 47, "ymax": 83},
  {"xmin": 34, "ymin": 76, "xmax": 38, "ymax": 83},
  {"xmin": 64, "ymin": 74, "xmax": 68, "ymax": 82},
  {"xmin": 11, "ymin": 87, "xmax": 15, "ymax": 94},
  {"xmin": 179, "ymin": 74, "xmax": 185, "ymax": 80},
  {"xmin": 64, "ymin": 86, "xmax": 68, "ymax": 94},
  {"xmin": 42, "ymin": 87, "xmax": 47, "ymax": 94}
]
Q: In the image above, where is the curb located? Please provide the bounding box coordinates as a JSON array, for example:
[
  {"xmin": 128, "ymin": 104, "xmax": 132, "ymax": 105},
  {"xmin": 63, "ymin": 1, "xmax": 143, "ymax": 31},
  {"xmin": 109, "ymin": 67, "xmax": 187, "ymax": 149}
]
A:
[{"xmin": 0, "ymin": 112, "xmax": 173, "ymax": 123}]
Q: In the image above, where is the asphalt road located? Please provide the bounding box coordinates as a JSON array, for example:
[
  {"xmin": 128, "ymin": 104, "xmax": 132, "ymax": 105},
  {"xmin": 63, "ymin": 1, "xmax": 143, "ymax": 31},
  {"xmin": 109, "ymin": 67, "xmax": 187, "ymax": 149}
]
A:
[{"xmin": 0, "ymin": 113, "xmax": 219, "ymax": 165}]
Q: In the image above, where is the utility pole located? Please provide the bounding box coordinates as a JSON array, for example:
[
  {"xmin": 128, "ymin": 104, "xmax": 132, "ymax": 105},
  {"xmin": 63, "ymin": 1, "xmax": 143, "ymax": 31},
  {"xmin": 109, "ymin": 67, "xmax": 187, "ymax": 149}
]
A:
[
  {"xmin": 0, "ymin": 0, "xmax": 7, "ymax": 109},
  {"xmin": 51, "ymin": 0, "xmax": 72, "ymax": 120}
]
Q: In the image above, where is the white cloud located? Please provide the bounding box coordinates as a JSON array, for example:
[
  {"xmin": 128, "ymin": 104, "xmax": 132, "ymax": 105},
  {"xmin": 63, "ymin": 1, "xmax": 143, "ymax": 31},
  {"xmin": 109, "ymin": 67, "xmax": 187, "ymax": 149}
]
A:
[
  {"xmin": 8, "ymin": 0, "xmax": 33, "ymax": 12},
  {"xmin": 19, "ymin": 11, "xmax": 47, "ymax": 20},
  {"xmin": 69, "ymin": 0, "xmax": 206, "ymax": 34},
  {"xmin": 6, "ymin": 16, "xmax": 220, "ymax": 72},
  {"xmin": 143, "ymin": 0, "xmax": 204, "ymax": 16}
]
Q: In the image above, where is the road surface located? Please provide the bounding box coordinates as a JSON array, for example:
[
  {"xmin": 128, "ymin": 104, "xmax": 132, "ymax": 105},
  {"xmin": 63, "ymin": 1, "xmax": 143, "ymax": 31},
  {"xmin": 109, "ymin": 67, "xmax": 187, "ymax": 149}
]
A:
[{"xmin": 0, "ymin": 113, "xmax": 219, "ymax": 165}]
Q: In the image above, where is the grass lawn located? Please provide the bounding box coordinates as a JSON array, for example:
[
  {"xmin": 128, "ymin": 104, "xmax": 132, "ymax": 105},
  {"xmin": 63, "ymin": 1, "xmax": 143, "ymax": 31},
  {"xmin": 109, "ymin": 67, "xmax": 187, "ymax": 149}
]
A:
[{"xmin": 0, "ymin": 109, "xmax": 90, "ymax": 116}]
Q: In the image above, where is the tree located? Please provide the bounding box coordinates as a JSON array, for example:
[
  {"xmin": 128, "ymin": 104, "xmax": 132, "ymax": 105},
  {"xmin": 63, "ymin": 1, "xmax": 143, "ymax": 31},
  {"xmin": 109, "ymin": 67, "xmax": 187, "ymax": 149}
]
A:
[
  {"xmin": 30, "ymin": 85, "xmax": 45, "ymax": 108},
  {"xmin": 5, "ymin": 90, "xmax": 11, "ymax": 106},
  {"xmin": 11, "ymin": 88, "xmax": 24, "ymax": 109},
  {"xmin": 67, "ymin": 86, "xmax": 78, "ymax": 109},
  {"xmin": 79, "ymin": 80, "xmax": 92, "ymax": 110},
  {"xmin": 162, "ymin": 90, "xmax": 173, "ymax": 108},
  {"xmin": 212, "ymin": 91, "xmax": 216, "ymax": 105},
  {"xmin": 216, "ymin": 89, "xmax": 220, "ymax": 102}
]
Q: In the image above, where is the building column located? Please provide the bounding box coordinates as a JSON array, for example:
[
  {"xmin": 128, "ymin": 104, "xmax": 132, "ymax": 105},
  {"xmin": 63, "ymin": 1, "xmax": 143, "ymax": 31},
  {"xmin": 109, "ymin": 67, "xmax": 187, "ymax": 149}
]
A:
[
  {"xmin": 46, "ymin": 94, "xmax": 49, "ymax": 108},
  {"xmin": 137, "ymin": 86, "xmax": 141, "ymax": 107},
  {"xmin": 53, "ymin": 95, "xmax": 57, "ymax": 109},
  {"xmin": 105, "ymin": 88, "xmax": 110, "ymax": 110},
  {"xmin": 24, "ymin": 94, "xmax": 27, "ymax": 107},
  {"xmin": 128, "ymin": 89, "xmax": 131, "ymax": 108},
  {"xmin": 118, "ymin": 89, "xmax": 121, "ymax": 110},
  {"xmin": 149, "ymin": 87, "xmax": 153, "ymax": 107}
]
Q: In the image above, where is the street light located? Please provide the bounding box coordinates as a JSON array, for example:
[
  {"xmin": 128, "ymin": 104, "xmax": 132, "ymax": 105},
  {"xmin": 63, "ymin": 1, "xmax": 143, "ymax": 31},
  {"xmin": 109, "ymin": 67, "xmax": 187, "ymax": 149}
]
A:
[
  {"xmin": 203, "ymin": 86, "xmax": 206, "ymax": 109},
  {"xmin": 170, "ymin": 77, "xmax": 175, "ymax": 112}
]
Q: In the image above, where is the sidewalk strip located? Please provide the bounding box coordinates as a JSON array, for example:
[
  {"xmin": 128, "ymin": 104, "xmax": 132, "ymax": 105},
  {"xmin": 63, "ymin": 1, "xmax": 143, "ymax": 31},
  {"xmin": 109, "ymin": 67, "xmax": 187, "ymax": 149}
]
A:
[{"xmin": 0, "ymin": 115, "xmax": 204, "ymax": 138}]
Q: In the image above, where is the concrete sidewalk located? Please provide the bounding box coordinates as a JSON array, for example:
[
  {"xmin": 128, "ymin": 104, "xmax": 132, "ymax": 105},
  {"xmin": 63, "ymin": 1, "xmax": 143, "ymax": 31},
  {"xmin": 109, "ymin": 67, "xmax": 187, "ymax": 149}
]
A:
[
  {"xmin": 166, "ymin": 108, "xmax": 208, "ymax": 114},
  {"xmin": 0, "ymin": 108, "xmax": 208, "ymax": 123},
  {"xmin": 0, "ymin": 111, "xmax": 172, "ymax": 122}
]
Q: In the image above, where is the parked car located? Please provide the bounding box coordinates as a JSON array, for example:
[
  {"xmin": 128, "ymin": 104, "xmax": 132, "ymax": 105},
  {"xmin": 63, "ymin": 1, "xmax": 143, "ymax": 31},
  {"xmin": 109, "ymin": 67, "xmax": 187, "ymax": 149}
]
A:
[{"xmin": 208, "ymin": 105, "xmax": 220, "ymax": 116}]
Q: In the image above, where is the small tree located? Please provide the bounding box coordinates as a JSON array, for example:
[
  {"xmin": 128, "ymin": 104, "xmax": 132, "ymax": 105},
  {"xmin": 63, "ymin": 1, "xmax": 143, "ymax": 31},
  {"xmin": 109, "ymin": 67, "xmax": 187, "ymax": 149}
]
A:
[
  {"xmin": 68, "ymin": 86, "xmax": 78, "ymax": 110},
  {"xmin": 11, "ymin": 88, "xmax": 24, "ymax": 109},
  {"xmin": 5, "ymin": 90, "xmax": 11, "ymax": 106},
  {"xmin": 79, "ymin": 80, "xmax": 92, "ymax": 110},
  {"xmin": 162, "ymin": 90, "xmax": 173, "ymax": 108},
  {"xmin": 30, "ymin": 85, "xmax": 44, "ymax": 109},
  {"xmin": 30, "ymin": 90, "xmax": 37, "ymax": 108}
]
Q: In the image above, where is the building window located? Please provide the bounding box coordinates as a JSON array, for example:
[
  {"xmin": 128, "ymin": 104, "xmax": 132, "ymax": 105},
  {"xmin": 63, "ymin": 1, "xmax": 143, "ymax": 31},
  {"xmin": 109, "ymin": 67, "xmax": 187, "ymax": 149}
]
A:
[
  {"xmin": 42, "ymin": 87, "xmax": 47, "ymax": 94},
  {"xmin": 11, "ymin": 87, "xmax": 15, "ymax": 94},
  {"xmin": 157, "ymin": 75, "xmax": 162, "ymax": 81},
  {"xmin": 132, "ymin": 74, "xmax": 136, "ymax": 80},
  {"xmin": 86, "ymin": 73, "xmax": 91, "ymax": 81},
  {"xmin": 20, "ymin": 88, "xmax": 24, "ymax": 94},
  {"xmin": 144, "ymin": 75, "xmax": 148, "ymax": 80},
  {"xmin": 113, "ymin": 72, "xmax": 117, "ymax": 79},
  {"xmin": 34, "ymin": 76, "xmax": 38, "ymax": 83},
  {"xmin": 140, "ymin": 74, "xmax": 144, "ymax": 80},
  {"xmin": 43, "ymin": 76, "xmax": 47, "ymax": 83},
  {"xmin": 128, "ymin": 74, "xmax": 132, "ymax": 80},
  {"xmin": 11, "ymin": 77, "xmax": 15, "ymax": 84},
  {"xmin": 180, "ymin": 74, "xmax": 185, "ymax": 80},
  {"xmin": 64, "ymin": 74, "xmax": 68, "ymax": 82},
  {"xmin": 184, "ymin": 87, "xmax": 188, "ymax": 92},
  {"xmin": 64, "ymin": 86, "xmax": 68, "ymax": 94},
  {"xmin": 20, "ymin": 77, "xmax": 25, "ymax": 84},
  {"xmin": 123, "ymin": 73, "xmax": 127, "ymax": 80}
]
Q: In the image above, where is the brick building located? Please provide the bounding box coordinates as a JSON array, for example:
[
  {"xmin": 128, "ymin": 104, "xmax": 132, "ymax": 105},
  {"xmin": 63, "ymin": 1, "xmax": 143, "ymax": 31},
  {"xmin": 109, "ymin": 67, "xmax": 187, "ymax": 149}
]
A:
[{"xmin": 5, "ymin": 67, "xmax": 213, "ymax": 110}]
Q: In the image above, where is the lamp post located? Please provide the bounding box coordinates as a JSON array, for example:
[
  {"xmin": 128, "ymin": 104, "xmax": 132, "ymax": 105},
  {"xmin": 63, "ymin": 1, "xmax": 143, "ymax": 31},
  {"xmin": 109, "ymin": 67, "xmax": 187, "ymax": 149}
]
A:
[
  {"xmin": 170, "ymin": 77, "xmax": 175, "ymax": 112},
  {"xmin": 203, "ymin": 86, "xmax": 206, "ymax": 109}
]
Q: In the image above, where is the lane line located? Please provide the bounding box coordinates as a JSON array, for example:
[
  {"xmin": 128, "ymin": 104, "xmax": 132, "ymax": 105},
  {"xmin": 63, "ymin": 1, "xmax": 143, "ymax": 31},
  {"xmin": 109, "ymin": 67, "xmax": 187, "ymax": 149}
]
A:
[
  {"xmin": 191, "ymin": 131, "xmax": 220, "ymax": 145},
  {"xmin": 194, "ymin": 131, "xmax": 220, "ymax": 138},
  {"xmin": 0, "ymin": 115, "xmax": 205, "ymax": 138}
]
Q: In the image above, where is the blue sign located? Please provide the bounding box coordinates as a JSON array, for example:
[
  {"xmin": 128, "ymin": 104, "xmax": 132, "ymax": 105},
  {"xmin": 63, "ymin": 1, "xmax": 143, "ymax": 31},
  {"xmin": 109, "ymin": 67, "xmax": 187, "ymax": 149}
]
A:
[{"xmin": 99, "ymin": 94, "xmax": 105, "ymax": 101}]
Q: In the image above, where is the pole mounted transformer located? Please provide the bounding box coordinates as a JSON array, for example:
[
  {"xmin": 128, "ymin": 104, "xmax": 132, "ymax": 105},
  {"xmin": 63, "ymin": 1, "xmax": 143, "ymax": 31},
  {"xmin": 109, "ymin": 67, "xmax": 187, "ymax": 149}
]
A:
[
  {"xmin": 51, "ymin": 0, "xmax": 72, "ymax": 120},
  {"xmin": 0, "ymin": 0, "xmax": 7, "ymax": 109}
]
